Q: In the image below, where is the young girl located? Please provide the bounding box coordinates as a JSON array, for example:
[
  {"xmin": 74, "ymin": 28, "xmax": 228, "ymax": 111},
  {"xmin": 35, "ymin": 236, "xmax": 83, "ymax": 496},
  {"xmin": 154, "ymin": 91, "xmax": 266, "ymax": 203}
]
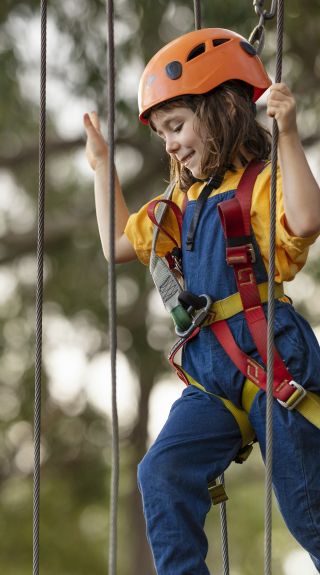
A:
[{"xmin": 84, "ymin": 28, "xmax": 320, "ymax": 574}]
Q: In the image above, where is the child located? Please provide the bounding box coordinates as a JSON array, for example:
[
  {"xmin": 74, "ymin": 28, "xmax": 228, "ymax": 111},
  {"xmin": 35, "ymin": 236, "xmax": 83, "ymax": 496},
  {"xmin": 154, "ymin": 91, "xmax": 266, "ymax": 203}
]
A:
[{"xmin": 84, "ymin": 28, "xmax": 320, "ymax": 574}]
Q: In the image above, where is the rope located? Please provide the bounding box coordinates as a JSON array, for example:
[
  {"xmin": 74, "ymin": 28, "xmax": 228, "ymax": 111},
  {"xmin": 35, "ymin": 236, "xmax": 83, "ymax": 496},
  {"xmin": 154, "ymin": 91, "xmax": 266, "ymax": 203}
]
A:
[
  {"xmin": 106, "ymin": 1, "xmax": 119, "ymax": 574},
  {"xmin": 33, "ymin": 1, "xmax": 47, "ymax": 574},
  {"xmin": 193, "ymin": 0, "xmax": 202, "ymax": 29},
  {"xmin": 264, "ymin": 1, "xmax": 284, "ymax": 573},
  {"xmin": 218, "ymin": 474, "xmax": 230, "ymax": 575}
]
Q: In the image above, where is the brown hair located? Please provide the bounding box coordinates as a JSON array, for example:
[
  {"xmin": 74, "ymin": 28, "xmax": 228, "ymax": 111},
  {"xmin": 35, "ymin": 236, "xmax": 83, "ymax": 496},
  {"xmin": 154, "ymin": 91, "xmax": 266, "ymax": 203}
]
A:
[{"xmin": 149, "ymin": 81, "xmax": 271, "ymax": 192}]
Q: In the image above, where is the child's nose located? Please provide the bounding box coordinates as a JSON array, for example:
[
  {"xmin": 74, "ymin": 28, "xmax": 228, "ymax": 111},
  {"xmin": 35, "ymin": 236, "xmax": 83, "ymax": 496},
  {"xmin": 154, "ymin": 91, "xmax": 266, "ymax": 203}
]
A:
[{"xmin": 165, "ymin": 135, "xmax": 179, "ymax": 155}]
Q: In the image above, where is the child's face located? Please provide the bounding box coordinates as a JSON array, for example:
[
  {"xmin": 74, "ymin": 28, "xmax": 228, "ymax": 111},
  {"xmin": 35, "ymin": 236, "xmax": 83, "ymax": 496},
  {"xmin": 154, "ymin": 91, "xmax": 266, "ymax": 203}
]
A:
[{"xmin": 150, "ymin": 106, "xmax": 205, "ymax": 179}]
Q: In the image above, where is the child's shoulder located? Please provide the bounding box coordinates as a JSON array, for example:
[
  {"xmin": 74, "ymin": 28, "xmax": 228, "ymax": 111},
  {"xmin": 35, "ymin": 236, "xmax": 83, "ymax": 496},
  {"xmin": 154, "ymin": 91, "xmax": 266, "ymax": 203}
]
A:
[{"xmin": 172, "ymin": 161, "xmax": 279, "ymax": 204}]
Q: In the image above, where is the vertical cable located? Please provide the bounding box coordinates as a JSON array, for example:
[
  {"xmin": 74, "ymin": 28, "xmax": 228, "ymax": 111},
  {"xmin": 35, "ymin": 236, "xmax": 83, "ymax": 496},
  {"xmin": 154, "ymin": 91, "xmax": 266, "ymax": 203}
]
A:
[
  {"xmin": 189, "ymin": 0, "xmax": 231, "ymax": 570},
  {"xmin": 193, "ymin": 0, "xmax": 202, "ymax": 29},
  {"xmin": 218, "ymin": 474, "xmax": 230, "ymax": 575},
  {"xmin": 33, "ymin": 0, "xmax": 47, "ymax": 573},
  {"xmin": 106, "ymin": 1, "xmax": 119, "ymax": 575},
  {"xmin": 264, "ymin": 2, "xmax": 284, "ymax": 574}
]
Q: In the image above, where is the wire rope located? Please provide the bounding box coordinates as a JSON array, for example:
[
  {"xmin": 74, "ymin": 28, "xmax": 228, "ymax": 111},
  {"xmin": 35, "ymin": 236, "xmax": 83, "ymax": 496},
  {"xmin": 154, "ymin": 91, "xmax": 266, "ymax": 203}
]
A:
[
  {"xmin": 193, "ymin": 0, "xmax": 202, "ymax": 29},
  {"xmin": 264, "ymin": 1, "xmax": 284, "ymax": 573},
  {"xmin": 218, "ymin": 474, "xmax": 230, "ymax": 575},
  {"xmin": 106, "ymin": 1, "xmax": 119, "ymax": 575},
  {"xmin": 33, "ymin": 1, "xmax": 47, "ymax": 573}
]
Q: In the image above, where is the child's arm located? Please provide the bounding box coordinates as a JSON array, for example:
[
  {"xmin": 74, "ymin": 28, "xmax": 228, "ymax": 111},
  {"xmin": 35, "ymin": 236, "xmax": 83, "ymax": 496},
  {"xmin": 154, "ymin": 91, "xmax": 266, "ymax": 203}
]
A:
[
  {"xmin": 83, "ymin": 112, "xmax": 137, "ymax": 262},
  {"xmin": 267, "ymin": 83, "xmax": 320, "ymax": 237}
]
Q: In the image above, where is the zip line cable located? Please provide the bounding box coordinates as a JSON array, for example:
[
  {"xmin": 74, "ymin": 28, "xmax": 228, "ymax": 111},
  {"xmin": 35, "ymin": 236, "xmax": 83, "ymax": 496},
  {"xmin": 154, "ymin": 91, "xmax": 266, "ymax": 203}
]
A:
[
  {"xmin": 265, "ymin": 1, "xmax": 284, "ymax": 573},
  {"xmin": 33, "ymin": 0, "xmax": 47, "ymax": 573},
  {"xmin": 106, "ymin": 1, "xmax": 119, "ymax": 574}
]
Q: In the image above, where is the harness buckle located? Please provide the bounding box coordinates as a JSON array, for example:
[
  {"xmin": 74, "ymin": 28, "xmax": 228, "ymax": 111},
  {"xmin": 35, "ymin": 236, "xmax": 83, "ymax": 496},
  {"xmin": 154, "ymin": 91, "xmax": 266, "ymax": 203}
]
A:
[
  {"xmin": 208, "ymin": 479, "xmax": 228, "ymax": 505},
  {"xmin": 277, "ymin": 380, "xmax": 307, "ymax": 411},
  {"xmin": 175, "ymin": 294, "xmax": 212, "ymax": 338},
  {"xmin": 247, "ymin": 243, "xmax": 256, "ymax": 263},
  {"xmin": 226, "ymin": 243, "xmax": 256, "ymax": 265}
]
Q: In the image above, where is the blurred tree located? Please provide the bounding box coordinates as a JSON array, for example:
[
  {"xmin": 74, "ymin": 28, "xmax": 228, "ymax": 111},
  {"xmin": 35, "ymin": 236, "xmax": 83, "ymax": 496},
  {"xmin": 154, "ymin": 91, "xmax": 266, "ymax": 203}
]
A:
[{"xmin": 0, "ymin": 1, "xmax": 319, "ymax": 574}]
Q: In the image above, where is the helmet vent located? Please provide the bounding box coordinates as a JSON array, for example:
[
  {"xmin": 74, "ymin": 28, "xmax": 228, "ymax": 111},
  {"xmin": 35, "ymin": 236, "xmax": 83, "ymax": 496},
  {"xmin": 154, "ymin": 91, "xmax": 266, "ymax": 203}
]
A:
[
  {"xmin": 212, "ymin": 38, "xmax": 230, "ymax": 47},
  {"xmin": 187, "ymin": 43, "xmax": 205, "ymax": 61}
]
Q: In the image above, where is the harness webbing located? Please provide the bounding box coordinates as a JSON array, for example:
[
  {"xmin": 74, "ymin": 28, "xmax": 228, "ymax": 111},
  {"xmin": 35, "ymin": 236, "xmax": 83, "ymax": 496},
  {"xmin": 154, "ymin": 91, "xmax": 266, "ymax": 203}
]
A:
[
  {"xmin": 148, "ymin": 183, "xmax": 194, "ymax": 331},
  {"xmin": 216, "ymin": 160, "xmax": 304, "ymax": 405}
]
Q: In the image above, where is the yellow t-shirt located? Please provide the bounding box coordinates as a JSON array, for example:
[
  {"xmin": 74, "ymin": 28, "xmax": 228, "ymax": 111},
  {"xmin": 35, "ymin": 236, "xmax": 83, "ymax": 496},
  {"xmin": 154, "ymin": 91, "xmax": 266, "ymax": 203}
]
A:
[{"xmin": 124, "ymin": 164, "xmax": 318, "ymax": 283}]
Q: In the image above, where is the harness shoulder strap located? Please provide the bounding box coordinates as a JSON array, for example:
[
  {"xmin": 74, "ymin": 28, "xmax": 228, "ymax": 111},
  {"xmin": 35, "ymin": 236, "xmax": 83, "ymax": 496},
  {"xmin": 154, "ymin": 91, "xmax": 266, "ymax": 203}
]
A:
[{"xmin": 215, "ymin": 160, "xmax": 306, "ymax": 406}]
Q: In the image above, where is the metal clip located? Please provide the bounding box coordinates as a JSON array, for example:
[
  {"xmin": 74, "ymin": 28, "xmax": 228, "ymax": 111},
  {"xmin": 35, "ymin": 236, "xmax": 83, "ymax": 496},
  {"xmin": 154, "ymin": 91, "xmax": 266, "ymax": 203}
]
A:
[
  {"xmin": 208, "ymin": 479, "xmax": 228, "ymax": 505},
  {"xmin": 226, "ymin": 243, "xmax": 256, "ymax": 265},
  {"xmin": 175, "ymin": 294, "xmax": 212, "ymax": 338},
  {"xmin": 250, "ymin": 1, "xmax": 277, "ymax": 54},
  {"xmin": 277, "ymin": 380, "xmax": 307, "ymax": 411},
  {"xmin": 253, "ymin": 0, "xmax": 278, "ymax": 20}
]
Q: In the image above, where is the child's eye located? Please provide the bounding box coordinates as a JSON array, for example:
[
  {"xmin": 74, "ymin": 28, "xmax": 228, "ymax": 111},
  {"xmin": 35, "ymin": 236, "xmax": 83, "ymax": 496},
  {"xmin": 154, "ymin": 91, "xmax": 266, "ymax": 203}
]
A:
[{"xmin": 173, "ymin": 124, "xmax": 183, "ymax": 133}]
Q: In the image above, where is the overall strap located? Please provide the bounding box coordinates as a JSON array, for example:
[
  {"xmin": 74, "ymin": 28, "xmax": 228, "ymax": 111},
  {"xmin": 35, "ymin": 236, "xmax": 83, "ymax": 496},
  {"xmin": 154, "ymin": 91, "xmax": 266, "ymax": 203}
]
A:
[
  {"xmin": 215, "ymin": 160, "xmax": 306, "ymax": 407},
  {"xmin": 185, "ymin": 172, "xmax": 225, "ymax": 251}
]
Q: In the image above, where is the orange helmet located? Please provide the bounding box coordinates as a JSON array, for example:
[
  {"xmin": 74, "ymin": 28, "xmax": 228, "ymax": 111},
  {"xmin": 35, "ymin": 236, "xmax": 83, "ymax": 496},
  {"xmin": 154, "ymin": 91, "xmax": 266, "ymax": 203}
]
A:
[{"xmin": 138, "ymin": 28, "xmax": 271, "ymax": 124}]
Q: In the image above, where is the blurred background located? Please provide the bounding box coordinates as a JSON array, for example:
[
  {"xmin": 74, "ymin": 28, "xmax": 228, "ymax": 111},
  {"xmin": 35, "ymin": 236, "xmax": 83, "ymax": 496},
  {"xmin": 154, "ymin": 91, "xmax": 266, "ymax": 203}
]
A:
[{"xmin": 0, "ymin": 1, "xmax": 320, "ymax": 573}]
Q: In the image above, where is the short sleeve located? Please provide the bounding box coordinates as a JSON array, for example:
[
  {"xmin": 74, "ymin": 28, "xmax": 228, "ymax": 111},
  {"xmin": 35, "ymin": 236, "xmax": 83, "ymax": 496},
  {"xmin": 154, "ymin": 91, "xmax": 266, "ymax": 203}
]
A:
[
  {"xmin": 251, "ymin": 164, "xmax": 319, "ymax": 282},
  {"xmin": 124, "ymin": 185, "xmax": 186, "ymax": 265}
]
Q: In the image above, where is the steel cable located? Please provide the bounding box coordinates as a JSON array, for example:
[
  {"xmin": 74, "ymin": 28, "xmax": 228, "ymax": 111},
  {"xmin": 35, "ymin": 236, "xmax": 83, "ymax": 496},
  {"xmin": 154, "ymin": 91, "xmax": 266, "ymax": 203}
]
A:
[
  {"xmin": 193, "ymin": 0, "xmax": 202, "ymax": 29},
  {"xmin": 264, "ymin": 1, "xmax": 284, "ymax": 574},
  {"xmin": 188, "ymin": 1, "xmax": 232, "ymax": 570},
  {"xmin": 33, "ymin": 1, "xmax": 47, "ymax": 573},
  {"xmin": 218, "ymin": 474, "xmax": 230, "ymax": 575},
  {"xmin": 106, "ymin": 1, "xmax": 119, "ymax": 575}
]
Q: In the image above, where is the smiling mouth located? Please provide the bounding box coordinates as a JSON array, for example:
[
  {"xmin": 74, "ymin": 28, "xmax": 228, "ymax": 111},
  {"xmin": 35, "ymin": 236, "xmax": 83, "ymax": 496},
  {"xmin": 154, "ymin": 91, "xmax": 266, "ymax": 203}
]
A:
[{"xmin": 180, "ymin": 151, "xmax": 195, "ymax": 165}]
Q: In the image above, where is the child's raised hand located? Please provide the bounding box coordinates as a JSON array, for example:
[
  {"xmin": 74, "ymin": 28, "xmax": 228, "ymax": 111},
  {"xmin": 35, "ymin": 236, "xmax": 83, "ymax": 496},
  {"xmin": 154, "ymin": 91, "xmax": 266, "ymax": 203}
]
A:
[
  {"xmin": 83, "ymin": 111, "xmax": 109, "ymax": 171},
  {"xmin": 267, "ymin": 83, "xmax": 297, "ymax": 136}
]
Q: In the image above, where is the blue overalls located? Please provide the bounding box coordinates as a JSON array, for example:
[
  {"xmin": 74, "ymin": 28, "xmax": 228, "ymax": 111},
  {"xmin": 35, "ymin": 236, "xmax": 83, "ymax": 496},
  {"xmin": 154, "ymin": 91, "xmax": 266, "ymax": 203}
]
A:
[{"xmin": 138, "ymin": 184, "xmax": 320, "ymax": 574}]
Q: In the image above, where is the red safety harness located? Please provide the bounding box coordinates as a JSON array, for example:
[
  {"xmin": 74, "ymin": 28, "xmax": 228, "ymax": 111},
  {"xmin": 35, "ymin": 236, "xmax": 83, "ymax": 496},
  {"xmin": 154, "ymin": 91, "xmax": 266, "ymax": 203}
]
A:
[
  {"xmin": 211, "ymin": 160, "xmax": 305, "ymax": 408},
  {"xmin": 150, "ymin": 161, "xmax": 306, "ymax": 410}
]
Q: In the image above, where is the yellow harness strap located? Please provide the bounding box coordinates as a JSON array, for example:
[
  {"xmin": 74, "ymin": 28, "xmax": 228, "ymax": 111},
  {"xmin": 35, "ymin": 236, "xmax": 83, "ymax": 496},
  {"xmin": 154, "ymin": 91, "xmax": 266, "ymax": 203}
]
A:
[
  {"xmin": 242, "ymin": 378, "xmax": 320, "ymax": 429},
  {"xmin": 178, "ymin": 282, "xmax": 320, "ymax": 456},
  {"xmin": 186, "ymin": 370, "xmax": 320, "ymax": 443},
  {"xmin": 202, "ymin": 281, "xmax": 286, "ymax": 326},
  {"xmin": 182, "ymin": 370, "xmax": 255, "ymax": 448}
]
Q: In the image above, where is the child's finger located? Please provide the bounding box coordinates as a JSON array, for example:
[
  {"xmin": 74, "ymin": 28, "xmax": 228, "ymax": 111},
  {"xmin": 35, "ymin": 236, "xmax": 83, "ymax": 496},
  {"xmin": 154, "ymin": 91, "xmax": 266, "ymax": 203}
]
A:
[
  {"xmin": 83, "ymin": 112, "xmax": 96, "ymax": 134},
  {"xmin": 269, "ymin": 83, "xmax": 292, "ymax": 99},
  {"xmin": 270, "ymin": 82, "xmax": 289, "ymax": 91},
  {"xmin": 89, "ymin": 111, "xmax": 101, "ymax": 132}
]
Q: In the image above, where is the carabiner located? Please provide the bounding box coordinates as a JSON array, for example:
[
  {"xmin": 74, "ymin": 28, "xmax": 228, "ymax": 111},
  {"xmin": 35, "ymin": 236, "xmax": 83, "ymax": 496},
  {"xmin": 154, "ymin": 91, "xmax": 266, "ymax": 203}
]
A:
[
  {"xmin": 175, "ymin": 294, "xmax": 212, "ymax": 338},
  {"xmin": 248, "ymin": 23, "xmax": 265, "ymax": 56},
  {"xmin": 253, "ymin": 0, "xmax": 265, "ymax": 16},
  {"xmin": 253, "ymin": 0, "xmax": 278, "ymax": 20}
]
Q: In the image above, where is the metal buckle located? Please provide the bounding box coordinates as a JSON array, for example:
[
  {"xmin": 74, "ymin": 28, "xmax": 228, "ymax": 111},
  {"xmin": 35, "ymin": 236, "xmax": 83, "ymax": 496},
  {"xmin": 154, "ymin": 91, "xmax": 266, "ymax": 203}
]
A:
[
  {"xmin": 226, "ymin": 243, "xmax": 256, "ymax": 265},
  {"xmin": 247, "ymin": 243, "xmax": 256, "ymax": 263},
  {"xmin": 175, "ymin": 294, "xmax": 212, "ymax": 338},
  {"xmin": 277, "ymin": 380, "xmax": 307, "ymax": 411}
]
